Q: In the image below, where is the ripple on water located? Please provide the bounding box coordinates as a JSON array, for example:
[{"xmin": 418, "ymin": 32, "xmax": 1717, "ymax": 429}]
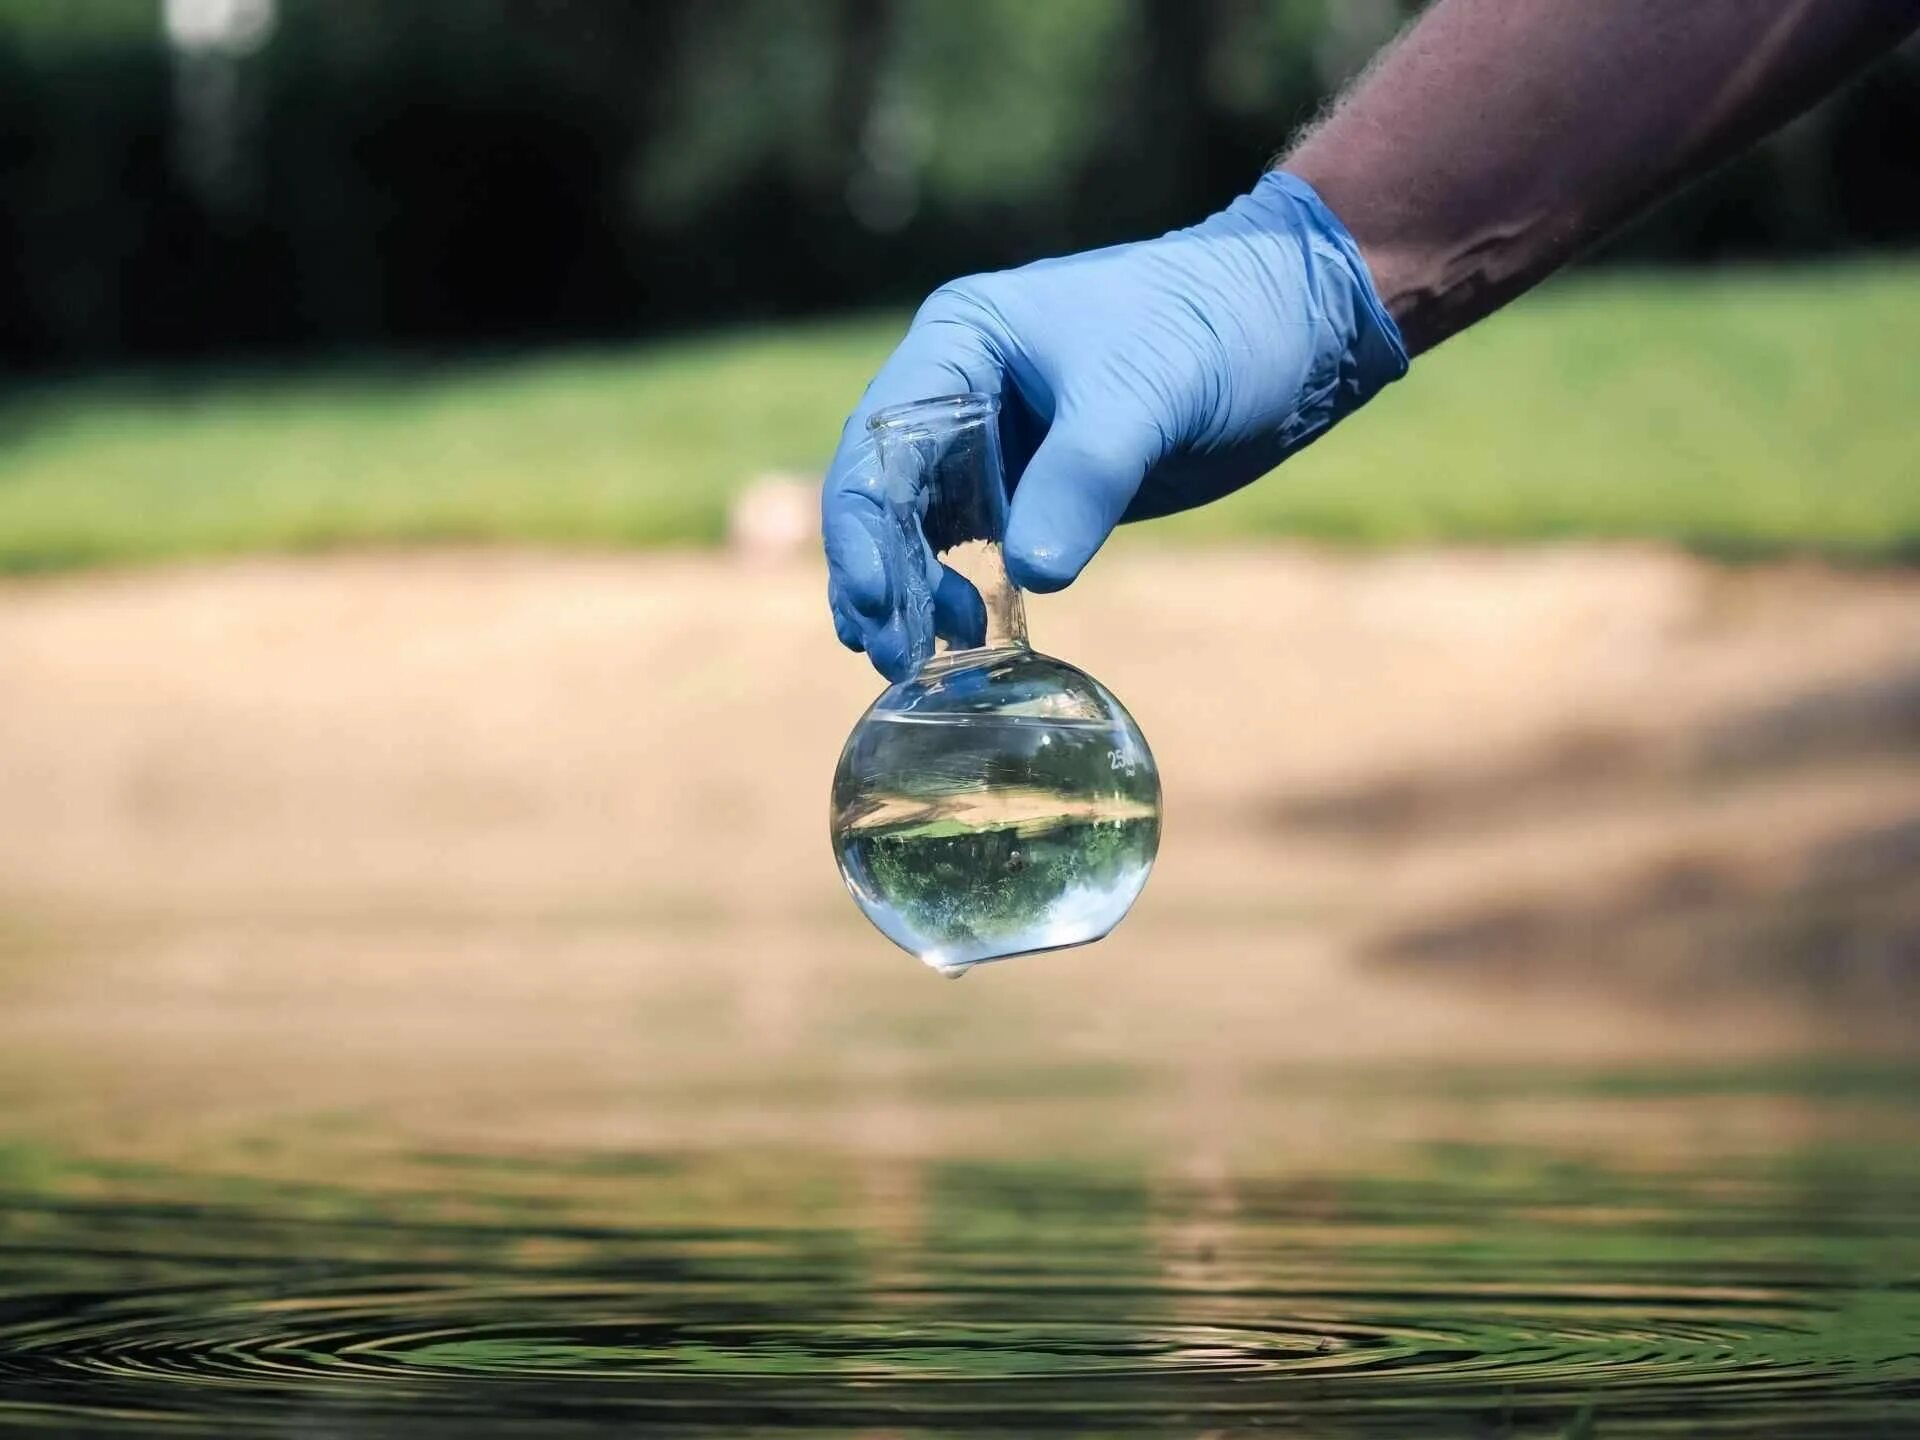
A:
[
  {"xmin": 2, "ymin": 1106, "xmax": 1919, "ymax": 1438},
  {"xmin": 0, "ymin": 1266, "xmax": 1916, "ymax": 1436}
]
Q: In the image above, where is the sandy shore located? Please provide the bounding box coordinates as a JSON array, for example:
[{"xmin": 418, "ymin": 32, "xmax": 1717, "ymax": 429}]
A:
[{"xmin": 0, "ymin": 545, "xmax": 1916, "ymax": 1103}]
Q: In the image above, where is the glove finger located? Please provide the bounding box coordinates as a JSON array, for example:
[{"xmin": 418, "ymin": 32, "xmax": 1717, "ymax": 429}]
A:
[
  {"xmin": 855, "ymin": 312, "xmax": 1007, "ymax": 428},
  {"xmin": 822, "ymin": 311, "xmax": 1005, "ymax": 676},
  {"xmin": 865, "ymin": 612, "xmax": 918, "ymax": 684},
  {"xmin": 1003, "ymin": 409, "xmax": 1159, "ymax": 593},
  {"xmin": 832, "ymin": 592, "xmax": 865, "ymax": 653},
  {"xmin": 827, "ymin": 502, "xmax": 939, "ymax": 671},
  {"xmin": 823, "ymin": 504, "xmax": 891, "ymax": 621},
  {"xmin": 933, "ymin": 563, "xmax": 987, "ymax": 650},
  {"xmin": 821, "ymin": 317, "xmax": 1004, "ymax": 561}
]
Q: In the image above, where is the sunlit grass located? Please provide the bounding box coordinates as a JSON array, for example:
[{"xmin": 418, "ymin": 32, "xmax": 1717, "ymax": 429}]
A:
[
  {"xmin": 1161, "ymin": 262, "xmax": 1920, "ymax": 562},
  {"xmin": 0, "ymin": 263, "xmax": 1914, "ymax": 573}
]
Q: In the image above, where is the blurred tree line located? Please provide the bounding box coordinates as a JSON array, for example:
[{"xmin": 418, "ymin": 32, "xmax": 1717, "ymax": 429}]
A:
[{"xmin": 3, "ymin": 0, "xmax": 1916, "ymax": 369}]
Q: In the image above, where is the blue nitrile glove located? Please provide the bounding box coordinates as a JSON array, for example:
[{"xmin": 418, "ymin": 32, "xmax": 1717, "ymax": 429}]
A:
[{"xmin": 822, "ymin": 170, "xmax": 1409, "ymax": 681}]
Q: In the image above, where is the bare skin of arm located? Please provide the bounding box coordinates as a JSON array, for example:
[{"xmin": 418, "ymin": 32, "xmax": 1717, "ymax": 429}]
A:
[{"xmin": 1287, "ymin": 0, "xmax": 1920, "ymax": 356}]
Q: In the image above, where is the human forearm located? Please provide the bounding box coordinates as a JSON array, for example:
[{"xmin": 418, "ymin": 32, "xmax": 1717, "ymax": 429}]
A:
[{"xmin": 1287, "ymin": 0, "xmax": 1920, "ymax": 354}]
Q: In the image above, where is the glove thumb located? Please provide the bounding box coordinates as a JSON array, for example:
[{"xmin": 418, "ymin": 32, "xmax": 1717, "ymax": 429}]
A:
[{"xmin": 1003, "ymin": 408, "xmax": 1157, "ymax": 594}]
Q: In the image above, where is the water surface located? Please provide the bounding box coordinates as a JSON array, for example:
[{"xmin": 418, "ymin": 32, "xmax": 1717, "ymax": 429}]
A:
[{"xmin": 2, "ymin": 1054, "xmax": 1916, "ymax": 1437}]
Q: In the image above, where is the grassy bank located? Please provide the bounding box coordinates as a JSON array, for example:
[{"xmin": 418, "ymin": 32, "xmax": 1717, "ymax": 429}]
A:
[{"xmin": 0, "ymin": 264, "xmax": 1915, "ymax": 573}]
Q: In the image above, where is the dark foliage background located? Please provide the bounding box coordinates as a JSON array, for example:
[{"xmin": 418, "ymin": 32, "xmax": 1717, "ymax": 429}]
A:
[{"xmin": 3, "ymin": 0, "xmax": 1916, "ymax": 369}]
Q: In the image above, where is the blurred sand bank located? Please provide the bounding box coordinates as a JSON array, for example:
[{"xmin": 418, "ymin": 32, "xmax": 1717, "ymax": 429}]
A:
[{"xmin": 0, "ymin": 546, "xmax": 1915, "ymax": 1101}]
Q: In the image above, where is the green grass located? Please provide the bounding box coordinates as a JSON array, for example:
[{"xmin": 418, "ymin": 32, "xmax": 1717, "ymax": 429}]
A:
[
  {"xmin": 1163, "ymin": 262, "xmax": 1920, "ymax": 561},
  {"xmin": 0, "ymin": 263, "xmax": 1915, "ymax": 574}
]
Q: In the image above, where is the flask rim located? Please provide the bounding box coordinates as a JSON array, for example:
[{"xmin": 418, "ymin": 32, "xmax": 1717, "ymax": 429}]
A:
[{"xmin": 868, "ymin": 392, "xmax": 999, "ymax": 437}]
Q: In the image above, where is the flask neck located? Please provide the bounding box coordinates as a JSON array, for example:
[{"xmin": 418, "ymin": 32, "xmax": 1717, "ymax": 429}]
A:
[
  {"xmin": 865, "ymin": 392, "xmax": 1027, "ymax": 666},
  {"xmin": 944, "ymin": 538, "xmax": 1029, "ymax": 655}
]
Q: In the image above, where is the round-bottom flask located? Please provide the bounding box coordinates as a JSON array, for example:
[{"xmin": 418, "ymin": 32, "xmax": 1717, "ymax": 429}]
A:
[{"xmin": 829, "ymin": 394, "xmax": 1161, "ymax": 976}]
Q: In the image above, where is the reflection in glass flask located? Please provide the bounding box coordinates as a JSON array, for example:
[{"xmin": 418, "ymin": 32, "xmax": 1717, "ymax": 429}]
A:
[{"xmin": 830, "ymin": 394, "xmax": 1161, "ymax": 976}]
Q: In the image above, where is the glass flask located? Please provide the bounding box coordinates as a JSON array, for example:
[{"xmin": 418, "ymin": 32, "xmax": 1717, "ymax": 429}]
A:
[{"xmin": 829, "ymin": 393, "xmax": 1161, "ymax": 977}]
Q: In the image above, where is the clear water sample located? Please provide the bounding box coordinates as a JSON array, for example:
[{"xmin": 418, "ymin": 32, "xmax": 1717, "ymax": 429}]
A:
[{"xmin": 829, "ymin": 394, "xmax": 1161, "ymax": 976}]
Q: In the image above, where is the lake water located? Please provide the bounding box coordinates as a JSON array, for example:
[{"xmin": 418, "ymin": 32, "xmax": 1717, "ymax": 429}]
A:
[{"xmin": 2, "ymin": 1040, "xmax": 1915, "ymax": 1437}]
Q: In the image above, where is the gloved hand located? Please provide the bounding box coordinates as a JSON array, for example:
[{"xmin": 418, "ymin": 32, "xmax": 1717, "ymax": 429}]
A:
[{"xmin": 822, "ymin": 170, "xmax": 1409, "ymax": 680}]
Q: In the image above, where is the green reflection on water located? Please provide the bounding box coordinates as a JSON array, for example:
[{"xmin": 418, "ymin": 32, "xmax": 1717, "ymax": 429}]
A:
[{"xmin": 0, "ymin": 1062, "xmax": 1914, "ymax": 1437}]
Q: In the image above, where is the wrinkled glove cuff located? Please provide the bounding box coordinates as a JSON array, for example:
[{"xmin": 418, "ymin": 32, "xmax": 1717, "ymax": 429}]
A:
[{"xmin": 1242, "ymin": 170, "xmax": 1411, "ymax": 430}]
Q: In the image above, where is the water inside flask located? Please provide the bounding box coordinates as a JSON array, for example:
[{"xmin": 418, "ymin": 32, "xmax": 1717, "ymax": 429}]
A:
[{"xmin": 829, "ymin": 393, "xmax": 1161, "ymax": 977}]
